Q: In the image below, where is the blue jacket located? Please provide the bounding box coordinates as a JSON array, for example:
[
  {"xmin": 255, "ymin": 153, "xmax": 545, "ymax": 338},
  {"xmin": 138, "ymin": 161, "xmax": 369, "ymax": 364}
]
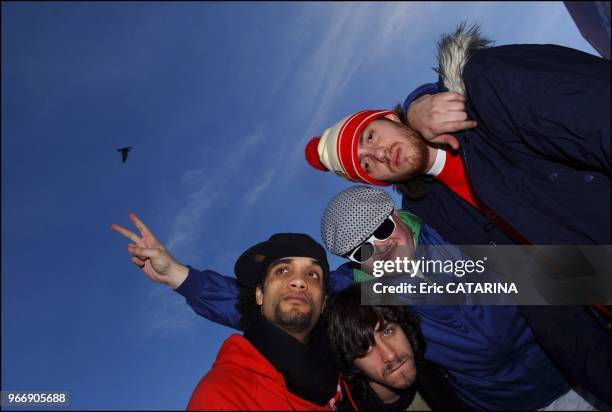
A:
[{"xmin": 175, "ymin": 222, "xmax": 569, "ymax": 411}]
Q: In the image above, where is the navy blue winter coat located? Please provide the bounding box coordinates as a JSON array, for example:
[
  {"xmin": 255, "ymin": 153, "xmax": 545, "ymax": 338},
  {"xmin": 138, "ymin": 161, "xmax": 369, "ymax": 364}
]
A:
[
  {"xmin": 401, "ymin": 44, "xmax": 610, "ymax": 246},
  {"xmin": 399, "ymin": 43, "xmax": 611, "ymax": 405}
]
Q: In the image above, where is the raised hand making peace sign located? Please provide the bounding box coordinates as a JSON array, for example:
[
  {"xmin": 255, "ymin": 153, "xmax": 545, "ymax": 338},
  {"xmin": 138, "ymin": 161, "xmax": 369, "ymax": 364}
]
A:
[{"xmin": 111, "ymin": 213, "xmax": 188, "ymax": 289}]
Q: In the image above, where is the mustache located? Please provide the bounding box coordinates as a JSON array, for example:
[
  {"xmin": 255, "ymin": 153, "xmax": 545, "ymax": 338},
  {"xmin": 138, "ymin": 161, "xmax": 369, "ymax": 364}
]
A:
[{"xmin": 383, "ymin": 353, "xmax": 413, "ymax": 377}]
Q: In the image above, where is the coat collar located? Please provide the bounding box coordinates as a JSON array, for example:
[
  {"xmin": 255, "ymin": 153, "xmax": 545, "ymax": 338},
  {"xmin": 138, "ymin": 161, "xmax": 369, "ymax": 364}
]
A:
[
  {"xmin": 436, "ymin": 23, "xmax": 493, "ymax": 95},
  {"xmin": 243, "ymin": 312, "xmax": 340, "ymax": 406}
]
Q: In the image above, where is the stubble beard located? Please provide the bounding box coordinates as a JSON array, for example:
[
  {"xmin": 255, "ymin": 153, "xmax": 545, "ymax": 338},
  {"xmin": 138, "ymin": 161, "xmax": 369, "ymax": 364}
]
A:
[{"xmin": 382, "ymin": 353, "xmax": 416, "ymax": 388}]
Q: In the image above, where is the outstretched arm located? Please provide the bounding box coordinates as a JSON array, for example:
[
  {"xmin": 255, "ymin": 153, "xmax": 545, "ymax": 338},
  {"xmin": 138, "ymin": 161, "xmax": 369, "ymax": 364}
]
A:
[
  {"xmin": 174, "ymin": 267, "xmax": 241, "ymax": 330},
  {"xmin": 111, "ymin": 213, "xmax": 241, "ymax": 329},
  {"xmin": 112, "ymin": 214, "xmax": 356, "ymax": 330}
]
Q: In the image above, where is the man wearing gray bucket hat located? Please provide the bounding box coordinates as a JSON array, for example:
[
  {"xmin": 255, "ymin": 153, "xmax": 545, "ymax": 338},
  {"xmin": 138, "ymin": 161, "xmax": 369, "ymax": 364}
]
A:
[{"xmin": 320, "ymin": 185, "xmax": 418, "ymax": 277}]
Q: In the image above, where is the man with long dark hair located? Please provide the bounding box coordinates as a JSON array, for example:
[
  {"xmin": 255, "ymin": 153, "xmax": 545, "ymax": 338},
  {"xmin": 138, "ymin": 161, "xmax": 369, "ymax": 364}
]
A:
[{"xmin": 327, "ymin": 283, "xmax": 463, "ymax": 411}]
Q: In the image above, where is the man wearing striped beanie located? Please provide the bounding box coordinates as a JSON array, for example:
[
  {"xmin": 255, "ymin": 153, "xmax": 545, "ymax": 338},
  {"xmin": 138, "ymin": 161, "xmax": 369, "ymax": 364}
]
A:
[
  {"xmin": 304, "ymin": 24, "xmax": 610, "ymax": 249},
  {"xmin": 305, "ymin": 109, "xmax": 434, "ymax": 186}
]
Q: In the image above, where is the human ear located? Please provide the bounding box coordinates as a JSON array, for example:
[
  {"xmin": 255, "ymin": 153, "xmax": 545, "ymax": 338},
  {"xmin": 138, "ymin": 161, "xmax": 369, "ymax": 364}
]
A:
[
  {"xmin": 255, "ymin": 286, "xmax": 263, "ymax": 306},
  {"xmin": 383, "ymin": 113, "xmax": 401, "ymax": 124}
]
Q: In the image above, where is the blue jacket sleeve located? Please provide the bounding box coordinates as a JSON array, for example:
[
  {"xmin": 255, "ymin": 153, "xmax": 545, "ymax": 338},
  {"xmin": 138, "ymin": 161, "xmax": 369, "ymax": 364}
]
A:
[
  {"xmin": 462, "ymin": 44, "xmax": 610, "ymax": 172},
  {"xmin": 330, "ymin": 262, "xmax": 355, "ymax": 291},
  {"xmin": 402, "ymin": 83, "xmax": 441, "ymax": 120},
  {"xmin": 174, "ymin": 264, "xmax": 357, "ymax": 331},
  {"xmin": 174, "ymin": 266, "xmax": 242, "ymax": 330}
]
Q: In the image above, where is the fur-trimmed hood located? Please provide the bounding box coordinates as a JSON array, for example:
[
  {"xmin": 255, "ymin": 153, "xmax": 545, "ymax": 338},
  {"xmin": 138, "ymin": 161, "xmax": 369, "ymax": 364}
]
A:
[{"xmin": 436, "ymin": 23, "xmax": 494, "ymax": 95}]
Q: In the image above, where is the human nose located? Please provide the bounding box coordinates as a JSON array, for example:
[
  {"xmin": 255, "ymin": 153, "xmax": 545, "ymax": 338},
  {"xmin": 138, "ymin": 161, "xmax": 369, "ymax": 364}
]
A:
[
  {"xmin": 374, "ymin": 146, "xmax": 388, "ymax": 162},
  {"xmin": 376, "ymin": 339, "xmax": 396, "ymax": 362},
  {"xmin": 288, "ymin": 273, "xmax": 307, "ymax": 290}
]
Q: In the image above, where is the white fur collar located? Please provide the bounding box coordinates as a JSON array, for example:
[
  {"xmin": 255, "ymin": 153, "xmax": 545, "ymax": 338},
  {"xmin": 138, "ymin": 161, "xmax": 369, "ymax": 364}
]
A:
[{"xmin": 435, "ymin": 23, "xmax": 494, "ymax": 95}]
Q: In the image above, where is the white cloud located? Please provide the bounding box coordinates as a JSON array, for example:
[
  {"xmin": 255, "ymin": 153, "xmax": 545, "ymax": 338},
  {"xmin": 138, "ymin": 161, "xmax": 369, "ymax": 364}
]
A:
[
  {"xmin": 164, "ymin": 124, "xmax": 286, "ymax": 260},
  {"xmin": 164, "ymin": 128, "xmax": 264, "ymax": 255},
  {"xmin": 244, "ymin": 168, "xmax": 277, "ymax": 208},
  {"xmin": 139, "ymin": 286, "xmax": 197, "ymax": 337}
]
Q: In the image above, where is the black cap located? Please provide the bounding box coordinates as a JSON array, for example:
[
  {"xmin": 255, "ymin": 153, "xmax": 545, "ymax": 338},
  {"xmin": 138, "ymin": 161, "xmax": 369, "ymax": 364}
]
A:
[{"xmin": 234, "ymin": 233, "xmax": 330, "ymax": 289}]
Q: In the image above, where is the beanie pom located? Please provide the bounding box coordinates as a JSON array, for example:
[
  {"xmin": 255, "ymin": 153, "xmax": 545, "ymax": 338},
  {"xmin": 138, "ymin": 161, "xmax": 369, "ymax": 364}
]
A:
[{"xmin": 305, "ymin": 137, "xmax": 328, "ymax": 171}]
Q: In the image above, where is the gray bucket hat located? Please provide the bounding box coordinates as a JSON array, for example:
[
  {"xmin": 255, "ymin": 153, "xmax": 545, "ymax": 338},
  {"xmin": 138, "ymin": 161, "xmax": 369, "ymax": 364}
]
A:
[{"xmin": 321, "ymin": 185, "xmax": 394, "ymax": 256}]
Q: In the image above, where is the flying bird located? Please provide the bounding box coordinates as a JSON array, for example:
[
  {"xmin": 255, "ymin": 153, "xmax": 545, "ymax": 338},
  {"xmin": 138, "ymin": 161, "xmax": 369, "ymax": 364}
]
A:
[{"xmin": 117, "ymin": 146, "xmax": 133, "ymax": 163}]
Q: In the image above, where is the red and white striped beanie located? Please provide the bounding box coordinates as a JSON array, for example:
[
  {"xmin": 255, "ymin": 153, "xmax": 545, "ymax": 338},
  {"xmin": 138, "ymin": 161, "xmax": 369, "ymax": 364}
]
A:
[{"xmin": 304, "ymin": 110, "xmax": 393, "ymax": 186}]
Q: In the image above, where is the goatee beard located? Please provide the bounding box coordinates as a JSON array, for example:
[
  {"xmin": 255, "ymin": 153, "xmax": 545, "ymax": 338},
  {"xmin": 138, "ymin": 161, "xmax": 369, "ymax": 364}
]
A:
[{"xmin": 274, "ymin": 305, "xmax": 312, "ymax": 333}]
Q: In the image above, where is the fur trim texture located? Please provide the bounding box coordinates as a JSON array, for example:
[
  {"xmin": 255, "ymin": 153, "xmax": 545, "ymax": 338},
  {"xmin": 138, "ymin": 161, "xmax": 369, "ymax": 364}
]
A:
[{"xmin": 436, "ymin": 23, "xmax": 494, "ymax": 95}]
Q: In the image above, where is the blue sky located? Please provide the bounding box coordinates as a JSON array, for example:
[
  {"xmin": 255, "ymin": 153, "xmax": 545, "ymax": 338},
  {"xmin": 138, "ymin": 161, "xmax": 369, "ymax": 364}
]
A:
[{"xmin": 1, "ymin": 2, "xmax": 600, "ymax": 410}]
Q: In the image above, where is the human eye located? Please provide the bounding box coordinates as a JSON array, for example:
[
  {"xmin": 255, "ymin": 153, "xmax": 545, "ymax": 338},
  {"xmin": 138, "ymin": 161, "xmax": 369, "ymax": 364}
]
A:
[
  {"xmin": 308, "ymin": 271, "xmax": 320, "ymax": 279},
  {"xmin": 363, "ymin": 160, "xmax": 370, "ymax": 172},
  {"xmin": 275, "ymin": 266, "xmax": 290, "ymax": 275},
  {"xmin": 359, "ymin": 129, "xmax": 373, "ymax": 146},
  {"xmin": 383, "ymin": 326, "xmax": 395, "ymax": 336}
]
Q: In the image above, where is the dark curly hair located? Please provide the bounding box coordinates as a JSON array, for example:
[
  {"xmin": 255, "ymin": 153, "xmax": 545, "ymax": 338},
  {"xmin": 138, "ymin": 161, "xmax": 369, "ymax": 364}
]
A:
[
  {"xmin": 236, "ymin": 285, "xmax": 261, "ymax": 331},
  {"xmin": 327, "ymin": 283, "xmax": 425, "ymax": 397}
]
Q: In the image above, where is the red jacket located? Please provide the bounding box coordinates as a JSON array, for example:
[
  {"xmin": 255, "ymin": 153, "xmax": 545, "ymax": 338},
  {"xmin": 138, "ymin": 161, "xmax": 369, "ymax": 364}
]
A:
[{"xmin": 187, "ymin": 334, "xmax": 341, "ymax": 411}]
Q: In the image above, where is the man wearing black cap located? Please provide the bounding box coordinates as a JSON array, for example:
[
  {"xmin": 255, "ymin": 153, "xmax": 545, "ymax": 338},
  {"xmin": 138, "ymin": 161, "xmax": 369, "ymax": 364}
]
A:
[
  {"xmin": 112, "ymin": 214, "xmax": 341, "ymax": 409},
  {"xmin": 186, "ymin": 233, "xmax": 342, "ymax": 410}
]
